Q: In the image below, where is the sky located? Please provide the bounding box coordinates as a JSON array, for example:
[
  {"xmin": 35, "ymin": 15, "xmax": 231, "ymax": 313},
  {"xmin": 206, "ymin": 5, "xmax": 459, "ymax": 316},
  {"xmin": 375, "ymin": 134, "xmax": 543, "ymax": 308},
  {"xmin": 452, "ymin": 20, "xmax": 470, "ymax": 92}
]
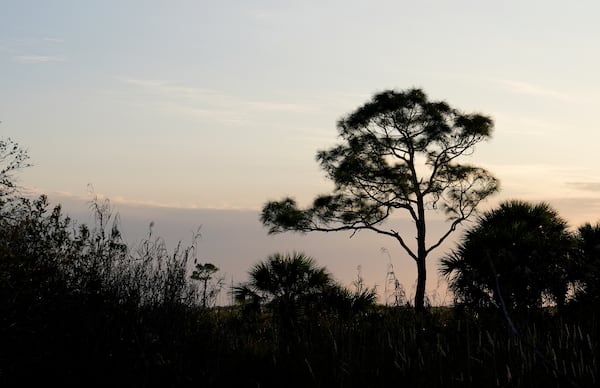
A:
[{"xmin": 2, "ymin": 1, "xmax": 600, "ymax": 304}]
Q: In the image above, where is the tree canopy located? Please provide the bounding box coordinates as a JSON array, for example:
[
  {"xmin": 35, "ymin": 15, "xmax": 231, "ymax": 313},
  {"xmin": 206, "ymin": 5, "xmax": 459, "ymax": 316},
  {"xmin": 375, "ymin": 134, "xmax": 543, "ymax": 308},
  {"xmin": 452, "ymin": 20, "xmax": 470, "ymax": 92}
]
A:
[{"xmin": 262, "ymin": 88, "xmax": 498, "ymax": 311}]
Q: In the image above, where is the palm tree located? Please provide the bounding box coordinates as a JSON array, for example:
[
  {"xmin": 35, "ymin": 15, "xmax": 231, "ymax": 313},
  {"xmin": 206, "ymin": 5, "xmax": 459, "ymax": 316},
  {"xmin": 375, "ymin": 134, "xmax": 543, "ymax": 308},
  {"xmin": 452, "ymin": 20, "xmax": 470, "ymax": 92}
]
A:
[
  {"xmin": 440, "ymin": 200, "xmax": 576, "ymax": 311},
  {"xmin": 233, "ymin": 252, "xmax": 335, "ymax": 318},
  {"xmin": 573, "ymin": 222, "xmax": 600, "ymax": 304}
]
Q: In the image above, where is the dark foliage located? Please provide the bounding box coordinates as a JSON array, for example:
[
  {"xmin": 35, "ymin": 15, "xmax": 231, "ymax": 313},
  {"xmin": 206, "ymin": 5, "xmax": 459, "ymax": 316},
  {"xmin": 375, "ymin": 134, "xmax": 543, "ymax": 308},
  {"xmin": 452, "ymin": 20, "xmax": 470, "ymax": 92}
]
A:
[
  {"xmin": 0, "ymin": 137, "xmax": 31, "ymax": 196},
  {"xmin": 0, "ymin": 194, "xmax": 201, "ymax": 387},
  {"xmin": 0, "ymin": 194, "xmax": 598, "ymax": 387},
  {"xmin": 440, "ymin": 201, "xmax": 577, "ymax": 311},
  {"xmin": 233, "ymin": 252, "xmax": 377, "ymax": 326},
  {"xmin": 1, "ymin": 139, "xmax": 597, "ymax": 387},
  {"xmin": 572, "ymin": 222, "xmax": 600, "ymax": 305}
]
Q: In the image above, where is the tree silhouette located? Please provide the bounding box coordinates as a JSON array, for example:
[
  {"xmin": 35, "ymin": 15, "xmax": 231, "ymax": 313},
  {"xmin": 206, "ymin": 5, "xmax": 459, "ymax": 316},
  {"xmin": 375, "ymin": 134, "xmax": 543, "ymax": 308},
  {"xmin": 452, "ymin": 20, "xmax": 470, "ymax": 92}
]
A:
[
  {"xmin": 261, "ymin": 89, "xmax": 498, "ymax": 311},
  {"xmin": 0, "ymin": 137, "xmax": 31, "ymax": 196},
  {"xmin": 191, "ymin": 262, "xmax": 223, "ymax": 308},
  {"xmin": 233, "ymin": 252, "xmax": 333, "ymax": 305},
  {"xmin": 233, "ymin": 252, "xmax": 334, "ymax": 318},
  {"xmin": 440, "ymin": 200, "xmax": 576, "ymax": 310},
  {"xmin": 234, "ymin": 252, "xmax": 377, "ymax": 325},
  {"xmin": 573, "ymin": 222, "xmax": 600, "ymax": 304}
]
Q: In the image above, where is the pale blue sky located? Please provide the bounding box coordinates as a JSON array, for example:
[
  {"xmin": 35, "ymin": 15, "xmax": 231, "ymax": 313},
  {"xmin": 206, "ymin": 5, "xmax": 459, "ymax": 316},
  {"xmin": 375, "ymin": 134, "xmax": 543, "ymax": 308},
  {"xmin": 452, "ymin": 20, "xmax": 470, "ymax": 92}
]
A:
[{"xmin": 2, "ymin": 1, "xmax": 600, "ymax": 301}]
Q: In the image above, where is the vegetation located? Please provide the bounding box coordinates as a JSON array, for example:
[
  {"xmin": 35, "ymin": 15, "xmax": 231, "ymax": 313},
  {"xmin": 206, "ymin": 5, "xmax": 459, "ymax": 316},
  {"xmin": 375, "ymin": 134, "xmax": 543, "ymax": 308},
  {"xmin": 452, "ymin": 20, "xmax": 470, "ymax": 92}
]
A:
[
  {"xmin": 0, "ymin": 194, "xmax": 202, "ymax": 386},
  {"xmin": 2, "ymin": 119, "xmax": 599, "ymax": 387},
  {"xmin": 1, "ymin": 197, "xmax": 598, "ymax": 388},
  {"xmin": 261, "ymin": 88, "xmax": 499, "ymax": 311},
  {"xmin": 233, "ymin": 252, "xmax": 377, "ymax": 325},
  {"xmin": 0, "ymin": 137, "xmax": 31, "ymax": 197},
  {"xmin": 191, "ymin": 262, "xmax": 224, "ymax": 308},
  {"xmin": 233, "ymin": 252, "xmax": 335, "ymax": 316},
  {"xmin": 573, "ymin": 222, "xmax": 600, "ymax": 305},
  {"xmin": 440, "ymin": 200, "xmax": 576, "ymax": 310}
]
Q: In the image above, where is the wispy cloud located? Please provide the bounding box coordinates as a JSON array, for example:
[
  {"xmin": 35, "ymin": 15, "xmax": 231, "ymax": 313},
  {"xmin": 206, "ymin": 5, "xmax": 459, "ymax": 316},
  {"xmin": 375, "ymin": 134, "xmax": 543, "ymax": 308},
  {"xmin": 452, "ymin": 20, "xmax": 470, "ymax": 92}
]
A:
[
  {"xmin": 483, "ymin": 163, "xmax": 600, "ymax": 200},
  {"xmin": 42, "ymin": 37, "xmax": 64, "ymax": 43},
  {"xmin": 430, "ymin": 72, "xmax": 574, "ymax": 103},
  {"xmin": 24, "ymin": 186, "xmax": 256, "ymax": 211},
  {"xmin": 14, "ymin": 55, "xmax": 66, "ymax": 63},
  {"xmin": 249, "ymin": 9, "xmax": 283, "ymax": 21},
  {"xmin": 544, "ymin": 197, "xmax": 600, "ymax": 226},
  {"xmin": 566, "ymin": 182, "xmax": 600, "ymax": 192},
  {"xmin": 495, "ymin": 79, "xmax": 571, "ymax": 101},
  {"xmin": 491, "ymin": 112, "xmax": 554, "ymax": 136},
  {"xmin": 120, "ymin": 77, "xmax": 313, "ymax": 124}
]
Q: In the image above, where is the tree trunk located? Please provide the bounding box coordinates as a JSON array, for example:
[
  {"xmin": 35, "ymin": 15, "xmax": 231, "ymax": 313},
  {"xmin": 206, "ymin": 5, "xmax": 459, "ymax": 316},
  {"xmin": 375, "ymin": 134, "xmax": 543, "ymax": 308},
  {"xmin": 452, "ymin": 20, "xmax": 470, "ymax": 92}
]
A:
[
  {"xmin": 414, "ymin": 256, "xmax": 427, "ymax": 312},
  {"xmin": 414, "ymin": 197, "xmax": 427, "ymax": 312}
]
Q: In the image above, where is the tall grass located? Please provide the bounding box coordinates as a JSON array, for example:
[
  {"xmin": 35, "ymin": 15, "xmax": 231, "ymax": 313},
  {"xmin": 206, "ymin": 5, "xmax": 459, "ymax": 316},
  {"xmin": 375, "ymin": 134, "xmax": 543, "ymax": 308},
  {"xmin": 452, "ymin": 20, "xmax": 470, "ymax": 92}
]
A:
[{"xmin": 197, "ymin": 307, "xmax": 597, "ymax": 387}]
